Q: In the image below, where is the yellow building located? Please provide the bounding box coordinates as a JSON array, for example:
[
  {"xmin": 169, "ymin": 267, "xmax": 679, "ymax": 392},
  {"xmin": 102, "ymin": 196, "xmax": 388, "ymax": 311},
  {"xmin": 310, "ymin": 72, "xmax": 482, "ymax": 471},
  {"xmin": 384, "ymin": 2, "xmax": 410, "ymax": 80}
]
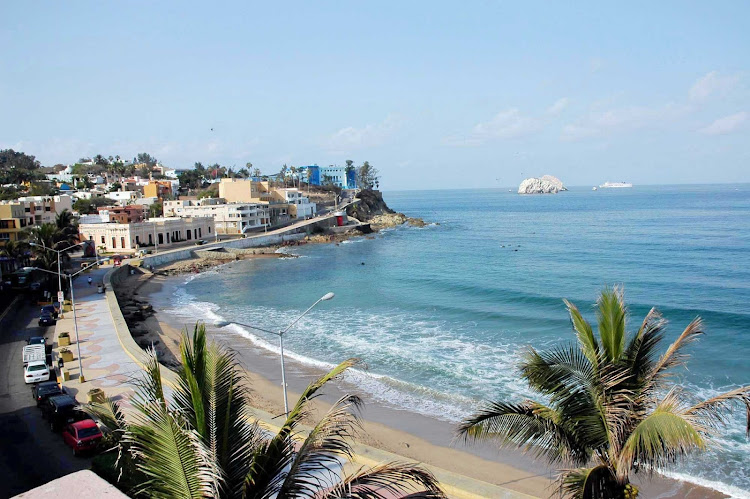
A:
[{"xmin": 0, "ymin": 203, "xmax": 28, "ymax": 246}]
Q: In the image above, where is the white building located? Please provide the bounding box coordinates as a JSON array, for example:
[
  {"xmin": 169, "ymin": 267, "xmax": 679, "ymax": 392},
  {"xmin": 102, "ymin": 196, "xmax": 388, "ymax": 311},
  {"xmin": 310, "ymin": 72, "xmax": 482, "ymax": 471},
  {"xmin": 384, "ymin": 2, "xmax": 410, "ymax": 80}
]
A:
[
  {"xmin": 273, "ymin": 188, "xmax": 317, "ymax": 218},
  {"xmin": 17, "ymin": 194, "xmax": 74, "ymax": 216},
  {"xmin": 105, "ymin": 190, "xmax": 139, "ymax": 204},
  {"xmin": 164, "ymin": 198, "xmax": 270, "ymax": 234},
  {"xmin": 79, "ymin": 217, "xmax": 215, "ymax": 254}
]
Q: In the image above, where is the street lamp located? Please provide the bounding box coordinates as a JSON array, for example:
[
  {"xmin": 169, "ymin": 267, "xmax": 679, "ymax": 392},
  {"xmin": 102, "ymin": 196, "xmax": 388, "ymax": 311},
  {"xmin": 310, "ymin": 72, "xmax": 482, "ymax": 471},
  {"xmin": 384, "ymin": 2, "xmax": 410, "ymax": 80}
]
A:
[
  {"xmin": 33, "ymin": 259, "xmax": 102, "ymax": 383},
  {"xmin": 214, "ymin": 292, "xmax": 335, "ymax": 415},
  {"xmin": 30, "ymin": 241, "xmax": 87, "ymax": 298}
]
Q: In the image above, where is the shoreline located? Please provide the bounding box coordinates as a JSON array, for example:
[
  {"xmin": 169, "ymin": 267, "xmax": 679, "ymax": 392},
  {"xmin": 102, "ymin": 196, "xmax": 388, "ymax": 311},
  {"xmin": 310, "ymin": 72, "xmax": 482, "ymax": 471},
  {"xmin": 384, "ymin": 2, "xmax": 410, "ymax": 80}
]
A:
[{"xmin": 113, "ymin": 263, "xmax": 734, "ymax": 499}]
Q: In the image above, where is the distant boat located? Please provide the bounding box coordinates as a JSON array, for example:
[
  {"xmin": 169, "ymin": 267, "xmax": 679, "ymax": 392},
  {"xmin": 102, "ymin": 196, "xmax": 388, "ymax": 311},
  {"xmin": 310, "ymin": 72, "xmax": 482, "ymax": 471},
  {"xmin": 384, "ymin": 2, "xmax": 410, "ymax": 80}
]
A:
[
  {"xmin": 599, "ymin": 182, "xmax": 633, "ymax": 188},
  {"xmin": 592, "ymin": 186, "xmax": 598, "ymax": 191}
]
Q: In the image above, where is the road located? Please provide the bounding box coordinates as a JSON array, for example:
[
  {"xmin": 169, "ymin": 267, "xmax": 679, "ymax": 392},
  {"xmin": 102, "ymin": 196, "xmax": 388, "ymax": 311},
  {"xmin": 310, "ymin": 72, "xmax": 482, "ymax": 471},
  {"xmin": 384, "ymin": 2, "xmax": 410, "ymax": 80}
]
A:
[{"xmin": 0, "ymin": 297, "xmax": 92, "ymax": 497}]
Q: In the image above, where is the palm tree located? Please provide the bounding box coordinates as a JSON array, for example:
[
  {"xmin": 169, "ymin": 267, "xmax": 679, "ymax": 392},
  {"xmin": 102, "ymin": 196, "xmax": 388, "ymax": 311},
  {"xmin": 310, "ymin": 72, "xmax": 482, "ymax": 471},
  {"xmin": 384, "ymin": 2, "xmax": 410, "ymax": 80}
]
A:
[
  {"xmin": 0, "ymin": 239, "xmax": 30, "ymax": 267},
  {"xmin": 86, "ymin": 323, "xmax": 444, "ymax": 498},
  {"xmin": 459, "ymin": 287, "xmax": 750, "ymax": 498},
  {"xmin": 55, "ymin": 209, "xmax": 79, "ymax": 246}
]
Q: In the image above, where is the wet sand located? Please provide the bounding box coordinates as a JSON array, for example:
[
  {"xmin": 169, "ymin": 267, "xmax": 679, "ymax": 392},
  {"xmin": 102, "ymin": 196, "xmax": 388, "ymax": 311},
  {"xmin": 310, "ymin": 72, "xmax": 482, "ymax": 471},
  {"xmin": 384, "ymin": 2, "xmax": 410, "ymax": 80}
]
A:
[{"xmin": 115, "ymin": 268, "xmax": 729, "ymax": 499}]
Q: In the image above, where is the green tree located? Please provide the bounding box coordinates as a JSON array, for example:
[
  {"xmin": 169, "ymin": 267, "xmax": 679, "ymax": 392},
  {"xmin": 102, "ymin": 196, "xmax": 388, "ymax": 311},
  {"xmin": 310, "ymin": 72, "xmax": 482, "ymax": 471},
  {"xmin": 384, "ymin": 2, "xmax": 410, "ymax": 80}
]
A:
[
  {"xmin": 135, "ymin": 153, "xmax": 158, "ymax": 167},
  {"xmin": 148, "ymin": 202, "xmax": 163, "ymax": 218},
  {"xmin": 28, "ymin": 182, "xmax": 58, "ymax": 196},
  {"xmin": 55, "ymin": 209, "xmax": 79, "ymax": 246},
  {"xmin": 73, "ymin": 197, "xmax": 110, "ymax": 215},
  {"xmin": 356, "ymin": 161, "xmax": 379, "ymax": 190},
  {"xmin": 0, "ymin": 240, "xmax": 30, "ymax": 266},
  {"xmin": 94, "ymin": 154, "xmax": 110, "ymax": 166},
  {"xmin": 85, "ymin": 324, "xmax": 444, "ymax": 498},
  {"xmin": 252, "ymin": 168, "xmax": 261, "ymax": 179},
  {"xmin": 108, "ymin": 182, "xmax": 122, "ymax": 192},
  {"xmin": 0, "ymin": 149, "xmax": 43, "ymax": 184},
  {"xmin": 459, "ymin": 288, "xmax": 750, "ymax": 498}
]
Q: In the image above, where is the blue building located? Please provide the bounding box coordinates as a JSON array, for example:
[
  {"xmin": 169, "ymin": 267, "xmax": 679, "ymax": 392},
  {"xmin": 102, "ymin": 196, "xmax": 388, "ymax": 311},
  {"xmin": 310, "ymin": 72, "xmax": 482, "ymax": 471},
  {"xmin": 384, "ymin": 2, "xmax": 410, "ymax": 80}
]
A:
[{"xmin": 298, "ymin": 164, "xmax": 356, "ymax": 189}]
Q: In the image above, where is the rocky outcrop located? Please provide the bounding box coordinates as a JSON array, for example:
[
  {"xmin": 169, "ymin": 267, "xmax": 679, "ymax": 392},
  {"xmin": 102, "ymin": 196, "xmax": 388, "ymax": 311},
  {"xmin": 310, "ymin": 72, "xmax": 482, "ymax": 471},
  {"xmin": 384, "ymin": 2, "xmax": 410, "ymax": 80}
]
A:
[
  {"xmin": 518, "ymin": 175, "xmax": 567, "ymax": 194},
  {"xmin": 346, "ymin": 190, "xmax": 395, "ymax": 222}
]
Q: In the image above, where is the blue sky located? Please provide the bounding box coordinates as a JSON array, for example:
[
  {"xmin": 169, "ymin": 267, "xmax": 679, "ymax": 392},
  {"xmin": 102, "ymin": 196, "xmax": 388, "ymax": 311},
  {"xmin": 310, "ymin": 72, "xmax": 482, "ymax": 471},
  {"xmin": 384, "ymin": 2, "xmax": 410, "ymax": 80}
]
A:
[{"xmin": 1, "ymin": 1, "xmax": 748, "ymax": 189}]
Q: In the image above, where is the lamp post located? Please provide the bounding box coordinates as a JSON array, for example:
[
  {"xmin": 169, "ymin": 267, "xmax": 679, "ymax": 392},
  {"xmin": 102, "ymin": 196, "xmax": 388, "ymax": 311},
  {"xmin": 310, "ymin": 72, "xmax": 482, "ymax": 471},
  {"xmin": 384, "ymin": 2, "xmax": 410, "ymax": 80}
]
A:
[
  {"xmin": 29, "ymin": 241, "xmax": 86, "ymax": 297},
  {"xmin": 33, "ymin": 259, "xmax": 102, "ymax": 383},
  {"xmin": 215, "ymin": 292, "xmax": 335, "ymax": 415}
]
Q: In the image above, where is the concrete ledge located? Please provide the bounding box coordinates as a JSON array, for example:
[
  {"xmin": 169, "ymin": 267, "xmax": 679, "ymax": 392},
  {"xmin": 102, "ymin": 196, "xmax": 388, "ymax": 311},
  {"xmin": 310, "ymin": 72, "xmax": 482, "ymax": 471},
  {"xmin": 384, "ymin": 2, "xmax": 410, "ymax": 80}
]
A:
[{"xmin": 13, "ymin": 470, "xmax": 127, "ymax": 498}]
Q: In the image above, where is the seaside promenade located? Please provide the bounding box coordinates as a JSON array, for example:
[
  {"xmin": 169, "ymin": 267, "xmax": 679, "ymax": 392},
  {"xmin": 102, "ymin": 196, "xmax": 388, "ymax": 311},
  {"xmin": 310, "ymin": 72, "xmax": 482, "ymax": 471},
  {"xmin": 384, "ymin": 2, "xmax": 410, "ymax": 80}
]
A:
[{"xmin": 45, "ymin": 256, "xmax": 539, "ymax": 498}]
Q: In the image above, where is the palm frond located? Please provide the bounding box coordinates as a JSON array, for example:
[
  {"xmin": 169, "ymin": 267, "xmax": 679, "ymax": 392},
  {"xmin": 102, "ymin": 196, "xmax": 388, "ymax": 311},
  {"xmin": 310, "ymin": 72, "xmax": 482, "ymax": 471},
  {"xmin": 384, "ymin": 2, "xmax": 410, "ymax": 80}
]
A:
[
  {"xmin": 279, "ymin": 395, "xmax": 363, "ymax": 497},
  {"xmin": 564, "ymin": 299, "xmax": 599, "ymax": 368},
  {"xmin": 682, "ymin": 385, "xmax": 750, "ymax": 435},
  {"xmin": 245, "ymin": 359, "xmax": 360, "ymax": 499},
  {"xmin": 130, "ymin": 347, "xmax": 167, "ymax": 412},
  {"xmin": 126, "ymin": 402, "xmax": 222, "ymax": 498},
  {"xmin": 622, "ymin": 307, "xmax": 666, "ymax": 392},
  {"xmin": 648, "ymin": 317, "xmax": 703, "ymax": 384},
  {"xmin": 596, "ymin": 286, "xmax": 627, "ymax": 362},
  {"xmin": 81, "ymin": 396, "xmax": 128, "ymax": 443},
  {"xmin": 321, "ymin": 462, "xmax": 445, "ymax": 499},
  {"xmin": 616, "ymin": 389, "xmax": 706, "ymax": 479},
  {"xmin": 458, "ymin": 400, "xmax": 589, "ymax": 465}
]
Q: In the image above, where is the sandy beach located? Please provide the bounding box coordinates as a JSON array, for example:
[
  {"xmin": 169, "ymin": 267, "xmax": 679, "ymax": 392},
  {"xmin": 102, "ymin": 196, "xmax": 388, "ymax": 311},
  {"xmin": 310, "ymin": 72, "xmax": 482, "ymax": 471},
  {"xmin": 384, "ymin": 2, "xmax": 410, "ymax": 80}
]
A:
[{"xmin": 113, "ymin": 264, "xmax": 730, "ymax": 499}]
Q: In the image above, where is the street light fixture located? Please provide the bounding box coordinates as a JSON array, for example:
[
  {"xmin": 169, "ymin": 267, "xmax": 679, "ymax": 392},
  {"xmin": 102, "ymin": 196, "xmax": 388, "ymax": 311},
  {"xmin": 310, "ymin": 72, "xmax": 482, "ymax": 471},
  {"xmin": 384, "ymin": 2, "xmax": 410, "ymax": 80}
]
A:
[
  {"xmin": 33, "ymin": 259, "xmax": 103, "ymax": 383},
  {"xmin": 29, "ymin": 241, "xmax": 88, "ymax": 299},
  {"xmin": 214, "ymin": 291, "xmax": 335, "ymax": 415}
]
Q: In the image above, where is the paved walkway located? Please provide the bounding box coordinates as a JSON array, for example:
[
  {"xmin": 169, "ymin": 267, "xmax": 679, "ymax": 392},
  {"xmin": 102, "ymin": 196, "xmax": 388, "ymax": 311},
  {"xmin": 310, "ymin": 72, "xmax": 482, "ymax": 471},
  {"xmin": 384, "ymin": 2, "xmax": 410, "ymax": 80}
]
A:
[{"xmin": 54, "ymin": 265, "xmax": 140, "ymax": 404}]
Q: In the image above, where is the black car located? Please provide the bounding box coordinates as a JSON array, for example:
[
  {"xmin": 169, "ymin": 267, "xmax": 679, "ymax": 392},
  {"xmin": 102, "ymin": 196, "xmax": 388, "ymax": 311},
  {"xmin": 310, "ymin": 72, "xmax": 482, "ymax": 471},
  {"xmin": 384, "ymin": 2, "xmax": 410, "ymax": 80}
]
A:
[
  {"xmin": 32, "ymin": 380, "xmax": 64, "ymax": 407},
  {"xmin": 42, "ymin": 394, "xmax": 88, "ymax": 432},
  {"xmin": 38, "ymin": 313, "xmax": 56, "ymax": 327},
  {"xmin": 41, "ymin": 305, "xmax": 59, "ymax": 319},
  {"xmin": 27, "ymin": 336, "xmax": 46, "ymax": 345}
]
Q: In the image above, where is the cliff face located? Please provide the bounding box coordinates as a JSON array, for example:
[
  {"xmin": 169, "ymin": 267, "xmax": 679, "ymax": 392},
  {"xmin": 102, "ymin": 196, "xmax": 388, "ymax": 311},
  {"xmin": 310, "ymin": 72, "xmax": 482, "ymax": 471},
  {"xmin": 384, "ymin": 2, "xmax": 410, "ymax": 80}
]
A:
[{"xmin": 346, "ymin": 190, "xmax": 395, "ymax": 222}]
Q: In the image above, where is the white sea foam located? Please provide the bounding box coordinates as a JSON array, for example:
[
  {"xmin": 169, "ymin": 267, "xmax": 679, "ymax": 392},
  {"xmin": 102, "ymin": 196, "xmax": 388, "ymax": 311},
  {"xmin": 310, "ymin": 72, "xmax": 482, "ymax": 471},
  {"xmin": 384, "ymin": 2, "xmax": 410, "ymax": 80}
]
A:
[{"xmin": 158, "ymin": 277, "xmax": 750, "ymax": 495}]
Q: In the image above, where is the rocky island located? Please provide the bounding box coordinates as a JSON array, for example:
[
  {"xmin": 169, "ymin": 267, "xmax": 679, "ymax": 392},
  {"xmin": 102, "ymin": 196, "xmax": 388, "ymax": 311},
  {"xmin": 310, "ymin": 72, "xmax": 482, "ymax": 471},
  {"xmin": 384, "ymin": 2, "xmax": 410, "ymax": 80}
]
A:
[{"xmin": 518, "ymin": 175, "xmax": 567, "ymax": 194}]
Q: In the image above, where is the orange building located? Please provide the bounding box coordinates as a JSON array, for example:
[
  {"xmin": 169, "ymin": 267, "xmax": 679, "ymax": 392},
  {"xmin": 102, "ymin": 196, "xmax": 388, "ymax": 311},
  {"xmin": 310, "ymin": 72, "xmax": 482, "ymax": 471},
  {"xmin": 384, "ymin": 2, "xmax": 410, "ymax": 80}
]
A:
[
  {"xmin": 143, "ymin": 181, "xmax": 173, "ymax": 199},
  {"xmin": 98, "ymin": 205, "xmax": 145, "ymax": 223}
]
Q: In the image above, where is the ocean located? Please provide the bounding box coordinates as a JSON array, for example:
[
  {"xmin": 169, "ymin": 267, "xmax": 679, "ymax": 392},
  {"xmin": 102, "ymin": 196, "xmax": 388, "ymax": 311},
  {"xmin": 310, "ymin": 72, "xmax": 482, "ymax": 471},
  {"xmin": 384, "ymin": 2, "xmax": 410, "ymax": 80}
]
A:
[{"xmin": 154, "ymin": 185, "xmax": 750, "ymax": 497}]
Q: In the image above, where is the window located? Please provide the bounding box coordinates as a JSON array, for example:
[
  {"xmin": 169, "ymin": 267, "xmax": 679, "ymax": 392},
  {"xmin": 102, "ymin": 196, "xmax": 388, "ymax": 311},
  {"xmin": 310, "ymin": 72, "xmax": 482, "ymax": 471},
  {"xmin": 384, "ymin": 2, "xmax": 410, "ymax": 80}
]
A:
[
  {"xmin": 135, "ymin": 236, "xmax": 140, "ymax": 245},
  {"xmin": 198, "ymin": 227, "xmax": 202, "ymax": 237},
  {"xmin": 186, "ymin": 230, "xmax": 192, "ymax": 240},
  {"xmin": 45, "ymin": 206, "xmax": 51, "ymax": 212},
  {"xmin": 194, "ymin": 229, "xmax": 198, "ymax": 239},
  {"xmin": 166, "ymin": 233, "xmax": 170, "ymax": 243},
  {"xmin": 149, "ymin": 234, "xmax": 153, "ymax": 245},
  {"xmin": 158, "ymin": 233, "xmax": 163, "ymax": 244},
  {"xmin": 0, "ymin": 233, "xmax": 10, "ymax": 241},
  {"xmin": 112, "ymin": 237, "xmax": 116, "ymax": 248},
  {"xmin": 121, "ymin": 237, "xmax": 125, "ymax": 248},
  {"xmin": 101, "ymin": 235, "xmax": 105, "ymax": 244},
  {"xmin": 208, "ymin": 226, "xmax": 211, "ymax": 234}
]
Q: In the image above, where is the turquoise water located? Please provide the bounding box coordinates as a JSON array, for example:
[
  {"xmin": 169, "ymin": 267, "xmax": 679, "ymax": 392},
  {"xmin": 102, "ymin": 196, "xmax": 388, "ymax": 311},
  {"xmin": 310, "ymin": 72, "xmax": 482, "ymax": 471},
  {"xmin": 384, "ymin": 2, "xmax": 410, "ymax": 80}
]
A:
[{"xmin": 163, "ymin": 185, "xmax": 750, "ymax": 496}]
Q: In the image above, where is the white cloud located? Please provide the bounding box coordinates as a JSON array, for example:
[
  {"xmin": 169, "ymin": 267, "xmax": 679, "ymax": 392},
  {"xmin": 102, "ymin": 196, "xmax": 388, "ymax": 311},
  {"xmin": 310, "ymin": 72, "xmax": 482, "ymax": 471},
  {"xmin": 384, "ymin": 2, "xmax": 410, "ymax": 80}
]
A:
[
  {"xmin": 445, "ymin": 109, "xmax": 540, "ymax": 147},
  {"xmin": 689, "ymin": 71, "xmax": 739, "ymax": 102},
  {"xmin": 698, "ymin": 111, "xmax": 747, "ymax": 136},
  {"xmin": 548, "ymin": 98, "xmax": 569, "ymax": 115},
  {"xmin": 322, "ymin": 115, "xmax": 401, "ymax": 153},
  {"xmin": 560, "ymin": 104, "xmax": 688, "ymax": 141}
]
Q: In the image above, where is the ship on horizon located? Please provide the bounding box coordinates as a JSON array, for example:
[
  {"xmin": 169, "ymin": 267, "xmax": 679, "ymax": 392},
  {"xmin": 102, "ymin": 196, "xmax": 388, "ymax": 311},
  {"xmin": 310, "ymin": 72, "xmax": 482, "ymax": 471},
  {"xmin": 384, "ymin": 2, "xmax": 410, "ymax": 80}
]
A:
[{"xmin": 599, "ymin": 181, "xmax": 633, "ymax": 188}]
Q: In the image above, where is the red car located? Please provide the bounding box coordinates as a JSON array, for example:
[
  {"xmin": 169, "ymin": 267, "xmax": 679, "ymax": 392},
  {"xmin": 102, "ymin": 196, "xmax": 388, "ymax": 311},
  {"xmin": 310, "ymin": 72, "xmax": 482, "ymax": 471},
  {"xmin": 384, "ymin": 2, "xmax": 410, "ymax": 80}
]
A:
[{"xmin": 61, "ymin": 419, "xmax": 103, "ymax": 456}]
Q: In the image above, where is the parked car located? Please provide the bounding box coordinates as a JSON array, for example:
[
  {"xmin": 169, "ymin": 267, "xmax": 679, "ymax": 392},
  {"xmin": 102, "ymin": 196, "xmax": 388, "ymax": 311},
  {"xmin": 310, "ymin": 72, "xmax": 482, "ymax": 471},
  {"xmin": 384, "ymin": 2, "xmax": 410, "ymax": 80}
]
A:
[
  {"xmin": 41, "ymin": 305, "xmax": 58, "ymax": 319},
  {"xmin": 32, "ymin": 380, "xmax": 64, "ymax": 407},
  {"xmin": 27, "ymin": 336, "xmax": 46, "ymax": 345},
  {"xmin": 38, "ymin": 313, "xmax": 56, "ymax": 327},
  {"xmin": 24, "ymin": 361, "xmax": 50, "ymax": 384},
  {"xmin": 62, "ymin": 419, "xmax": 103, "ymax": 456},
  {"xmin": 42, "ymin": 394, "xmax": 89, "ymax": 432},
  {"xmin": 194, "ymin": 240, "xmax": 206, "ymax": 246}
]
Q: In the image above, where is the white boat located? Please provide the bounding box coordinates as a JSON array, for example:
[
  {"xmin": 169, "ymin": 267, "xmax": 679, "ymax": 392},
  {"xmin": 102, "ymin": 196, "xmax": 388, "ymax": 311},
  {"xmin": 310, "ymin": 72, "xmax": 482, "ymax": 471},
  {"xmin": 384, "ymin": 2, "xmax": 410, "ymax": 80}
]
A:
[
  {"xmin": 599, "ymin": 182, "xmax": 633, "ymax": 188},
  {"xmin": 592, "ymin": 187, "xmax": 598, "ymax": 191}
]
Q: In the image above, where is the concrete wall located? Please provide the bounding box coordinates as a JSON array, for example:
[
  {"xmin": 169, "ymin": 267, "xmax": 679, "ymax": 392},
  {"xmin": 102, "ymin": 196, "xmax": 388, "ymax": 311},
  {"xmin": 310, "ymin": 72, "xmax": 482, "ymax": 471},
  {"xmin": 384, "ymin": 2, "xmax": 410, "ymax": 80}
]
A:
[{"xmin": 140, "ymin": 232, "xmax": 306, "ymax": 268}]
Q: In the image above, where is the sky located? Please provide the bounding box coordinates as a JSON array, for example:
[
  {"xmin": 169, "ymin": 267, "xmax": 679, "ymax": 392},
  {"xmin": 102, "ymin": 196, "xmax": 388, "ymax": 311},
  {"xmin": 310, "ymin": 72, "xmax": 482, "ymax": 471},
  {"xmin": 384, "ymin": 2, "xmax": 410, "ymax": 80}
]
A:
[{"xmin": 1, "ymin": 1, "xmax": 748, "ymax": 190}]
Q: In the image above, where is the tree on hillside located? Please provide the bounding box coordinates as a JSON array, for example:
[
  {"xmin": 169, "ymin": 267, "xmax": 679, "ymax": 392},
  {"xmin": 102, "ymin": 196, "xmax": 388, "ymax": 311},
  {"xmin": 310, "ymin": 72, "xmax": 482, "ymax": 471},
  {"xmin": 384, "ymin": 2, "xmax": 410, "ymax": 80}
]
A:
[
  {"xmin": 0, "ymin": 149, "xmax": 43, "ymax": 184},
  {"xmin": 94, "ymin": 154, "xmax": 110, "ymax": 166},
  {"xmin": 459, "ymin": 287, "xmax": 750, "ymax": 498},
  {"xmin": 135, "ymin": 153, "xmax": 158, "ymax": 167},
  {"xmin": 148, "ymin": 202, "xmax": 163, "ymax": 218},
  {"xmin": 252, "ymin": 167, "xmax": 261, "ymax": 178},
  {"xmin": 84, "ymin": 323, "xmax": 445, "ymax": 498},
  {"xmin": 237, "ymin": 168, "xmax": 249, "ymax": 179},
  {"xmin": 356, "ymin": 161, "xmax": 380, "ymax": 190},
  {"xmin": 28, "ymin": 182, "xmax": 58, "ymax": 196},
  {"xmin": 73, "ymin": 197, "xmax": 110, "ymax": 215}
]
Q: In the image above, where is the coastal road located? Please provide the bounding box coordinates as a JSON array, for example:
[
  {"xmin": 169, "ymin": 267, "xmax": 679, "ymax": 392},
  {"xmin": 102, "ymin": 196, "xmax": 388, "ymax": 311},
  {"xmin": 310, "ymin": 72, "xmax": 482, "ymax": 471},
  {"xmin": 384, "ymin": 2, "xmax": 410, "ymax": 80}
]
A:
[{"xmin": 0, "ymin": 297, "xmax": 93, "ymax": 497}]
